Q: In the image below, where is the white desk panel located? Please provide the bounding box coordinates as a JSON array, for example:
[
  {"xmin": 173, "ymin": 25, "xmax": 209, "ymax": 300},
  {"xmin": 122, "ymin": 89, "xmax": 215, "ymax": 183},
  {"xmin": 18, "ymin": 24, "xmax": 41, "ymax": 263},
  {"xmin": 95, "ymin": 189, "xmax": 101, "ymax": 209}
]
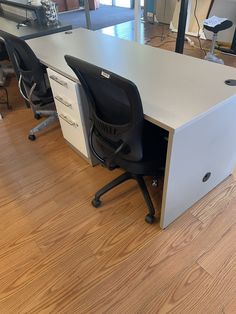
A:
[{"xmin": 27, "ymin": 28, "xmax": 236, "ymax": 132}]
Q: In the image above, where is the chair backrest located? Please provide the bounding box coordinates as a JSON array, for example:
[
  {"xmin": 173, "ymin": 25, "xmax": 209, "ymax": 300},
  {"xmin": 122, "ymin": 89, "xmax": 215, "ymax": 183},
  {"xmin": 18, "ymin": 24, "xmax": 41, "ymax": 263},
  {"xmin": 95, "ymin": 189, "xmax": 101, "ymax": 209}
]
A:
[
  {"xmin": 65, "ymin": 55, "xmax": 144, "ymax": 163},
  {"xmin": 0, "ymin": 30, "xmax": 48, "ymax": 97}
]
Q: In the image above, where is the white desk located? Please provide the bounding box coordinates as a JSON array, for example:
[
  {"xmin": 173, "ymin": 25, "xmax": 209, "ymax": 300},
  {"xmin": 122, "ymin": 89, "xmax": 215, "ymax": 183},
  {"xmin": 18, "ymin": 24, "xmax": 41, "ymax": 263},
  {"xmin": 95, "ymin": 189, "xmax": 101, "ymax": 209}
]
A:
[{"xmin": 27, "ymin": 28, "xmax": 236, "ymax": 228}]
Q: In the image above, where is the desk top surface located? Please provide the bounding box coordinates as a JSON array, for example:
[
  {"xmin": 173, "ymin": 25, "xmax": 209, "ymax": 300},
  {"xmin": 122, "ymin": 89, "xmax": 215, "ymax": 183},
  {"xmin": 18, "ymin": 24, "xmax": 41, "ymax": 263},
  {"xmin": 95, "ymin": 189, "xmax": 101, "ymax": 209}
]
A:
[
  {"xmin": 0, "ymin": 16, "xmax": 72, "ymax": 40},
  {"xmin": 27, "ymin": 28, "xmax": 236, "ymax": 131}
]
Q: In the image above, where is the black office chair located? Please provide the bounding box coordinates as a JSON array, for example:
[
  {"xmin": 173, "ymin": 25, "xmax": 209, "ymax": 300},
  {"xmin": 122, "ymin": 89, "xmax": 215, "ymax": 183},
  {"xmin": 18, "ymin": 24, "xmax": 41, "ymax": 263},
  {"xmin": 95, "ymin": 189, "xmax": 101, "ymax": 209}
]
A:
[
  {"xmin": 0, "ymin": 30, "xmax": 58, "ymax": 140},
  {"xmin": 65, "ymin": 55, "xmax": 168, "ymax": 223}
]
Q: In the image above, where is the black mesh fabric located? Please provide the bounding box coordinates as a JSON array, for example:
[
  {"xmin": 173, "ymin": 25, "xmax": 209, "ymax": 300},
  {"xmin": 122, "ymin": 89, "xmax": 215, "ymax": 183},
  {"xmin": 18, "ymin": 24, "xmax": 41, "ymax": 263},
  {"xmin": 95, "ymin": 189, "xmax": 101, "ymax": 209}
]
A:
[
  {"xmin": 84, "ymin": 75, "xmax": 131, "ymax": 125},
  {"xmin": 65, "ymin": 55, "xmax": 144, "ymax": 162}
]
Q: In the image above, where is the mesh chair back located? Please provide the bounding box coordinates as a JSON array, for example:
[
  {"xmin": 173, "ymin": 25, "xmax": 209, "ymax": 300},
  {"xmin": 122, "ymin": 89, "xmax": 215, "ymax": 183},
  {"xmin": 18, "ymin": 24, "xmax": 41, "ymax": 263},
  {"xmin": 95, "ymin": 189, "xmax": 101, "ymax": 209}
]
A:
[
  {"xmin": 65, "ymin": 55, "xmax": 144, "ymax": 162},
  {"xmin": 0, "ymin": 30, "xmax": 48, "ymax": 97}
]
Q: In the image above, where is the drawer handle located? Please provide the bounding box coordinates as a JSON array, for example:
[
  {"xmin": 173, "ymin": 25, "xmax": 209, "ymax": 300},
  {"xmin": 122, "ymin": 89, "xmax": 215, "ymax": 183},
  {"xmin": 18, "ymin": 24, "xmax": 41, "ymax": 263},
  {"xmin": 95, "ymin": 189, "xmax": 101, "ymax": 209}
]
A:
[
  {"xmin": 59, "ymin": 114, "xmax": 78, "ymax": 128},
  {"xmin": 55, "ymin": 96, "xmax": 72, "ymax": 108},
  {"xmin": 50, "ymin": 75, "xmax": 68, "ymax": 88}
]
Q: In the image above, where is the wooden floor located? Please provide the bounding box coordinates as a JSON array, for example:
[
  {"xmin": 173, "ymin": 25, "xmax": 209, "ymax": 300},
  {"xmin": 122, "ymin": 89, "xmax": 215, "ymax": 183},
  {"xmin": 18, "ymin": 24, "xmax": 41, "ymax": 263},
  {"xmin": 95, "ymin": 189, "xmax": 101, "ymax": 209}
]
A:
[{"xmin": 1, "ymin": 24, "xmax": 236, "ymax": 313}]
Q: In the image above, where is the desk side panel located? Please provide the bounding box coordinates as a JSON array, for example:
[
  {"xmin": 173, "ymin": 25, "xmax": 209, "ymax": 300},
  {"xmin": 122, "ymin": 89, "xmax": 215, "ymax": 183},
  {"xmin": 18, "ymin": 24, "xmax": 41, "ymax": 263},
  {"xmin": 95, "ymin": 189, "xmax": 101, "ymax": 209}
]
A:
[{"xmin": 160, "ymin": 96, "xmax": 236, "ymax": 228}]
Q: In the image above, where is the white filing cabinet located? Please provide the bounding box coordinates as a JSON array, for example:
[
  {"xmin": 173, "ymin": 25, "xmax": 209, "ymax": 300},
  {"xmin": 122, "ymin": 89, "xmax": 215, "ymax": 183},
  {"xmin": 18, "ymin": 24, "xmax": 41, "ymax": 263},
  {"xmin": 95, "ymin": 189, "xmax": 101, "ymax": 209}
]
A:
[{"xmin": 47, "ymin": 68, "xmax": 89, "ymax": 160}]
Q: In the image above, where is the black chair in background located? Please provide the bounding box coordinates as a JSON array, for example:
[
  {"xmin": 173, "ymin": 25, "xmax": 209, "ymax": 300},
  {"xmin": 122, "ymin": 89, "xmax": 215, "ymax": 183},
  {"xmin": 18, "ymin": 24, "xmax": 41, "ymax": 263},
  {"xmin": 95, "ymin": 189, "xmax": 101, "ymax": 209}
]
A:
[
  {"xmin": 0, "ymin": 30, "xmax": 57, "ymax": 140},
  {"xmin": 65, "ymin": 55, "xmax": 168, "ymax": 223}
]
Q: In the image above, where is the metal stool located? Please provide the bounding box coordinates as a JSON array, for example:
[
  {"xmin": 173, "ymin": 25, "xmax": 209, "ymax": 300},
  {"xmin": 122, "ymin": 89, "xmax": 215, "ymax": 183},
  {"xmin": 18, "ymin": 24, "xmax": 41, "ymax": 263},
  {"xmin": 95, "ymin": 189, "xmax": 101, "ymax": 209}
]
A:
[{"xmin": 204, "ymin": 19, "xmax": 233, "ymax": 64}]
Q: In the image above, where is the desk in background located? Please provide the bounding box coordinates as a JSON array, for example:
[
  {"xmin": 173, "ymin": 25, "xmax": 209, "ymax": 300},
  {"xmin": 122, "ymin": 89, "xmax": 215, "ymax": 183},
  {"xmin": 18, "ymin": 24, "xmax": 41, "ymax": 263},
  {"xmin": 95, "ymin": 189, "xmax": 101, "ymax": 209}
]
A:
[
  {"xmin": 0, "ymin": 0, "xmax": 72, "ymax": 39},
  {"xmin": 0, "ymin": 0, "xmax": 91, "ymax": 30},
  {"xmin": 0, "ymin": 0, "xmax": 47, "ymax": 26},
  {"xmin": 27, "ymin": 28, "xmax": 236, "ymax": 228},
  {"xmin": 0, "ymin": 16, "xmax": 72, "ymax": 39}
]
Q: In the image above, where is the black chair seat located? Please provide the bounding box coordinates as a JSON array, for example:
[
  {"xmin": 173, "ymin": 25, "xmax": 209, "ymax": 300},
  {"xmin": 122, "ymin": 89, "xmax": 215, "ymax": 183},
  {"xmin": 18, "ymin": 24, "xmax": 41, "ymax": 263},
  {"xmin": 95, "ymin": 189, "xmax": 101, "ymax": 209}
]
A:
[
  {"xmin": 116, "ymin": 155, "xmax": 164, "ymax": 176},
  {"xmin": 117, "ymin": 127, "xmax": 167, "ymax": 175},
  {"xmin": 204, "ymin": 20, "xmax": 233, "ymax": 33}
]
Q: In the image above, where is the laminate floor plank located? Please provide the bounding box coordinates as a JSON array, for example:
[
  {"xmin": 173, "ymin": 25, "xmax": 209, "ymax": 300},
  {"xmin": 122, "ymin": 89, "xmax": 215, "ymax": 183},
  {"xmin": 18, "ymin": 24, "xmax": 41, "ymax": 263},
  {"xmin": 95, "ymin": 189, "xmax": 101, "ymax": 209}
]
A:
[
  {"xmin": 223, "ymin": 296, "xmax": 236, "ymax": 314},
  {"xmin": 198, "ymin": 221, "xmax": 236, "ymax": 276}
]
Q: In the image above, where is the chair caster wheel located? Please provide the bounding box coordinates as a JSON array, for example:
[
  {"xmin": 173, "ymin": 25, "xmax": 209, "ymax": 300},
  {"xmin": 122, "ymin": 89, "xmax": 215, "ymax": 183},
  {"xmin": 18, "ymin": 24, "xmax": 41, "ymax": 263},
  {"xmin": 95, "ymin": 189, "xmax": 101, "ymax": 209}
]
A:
[
  {"xmin": 28, "ymin": 134, "xmax": 36, "ymax": 141},
  {"xmin": 145, "ymin": 214, "xmax": 155, "ymax": 224},
  {"xmin": 34, "ymin": 113, "xmax": 41, "ymax": 120},
  {"xmin": 92, "ymin": 198, "xmax": 101, "ymax": 208}
]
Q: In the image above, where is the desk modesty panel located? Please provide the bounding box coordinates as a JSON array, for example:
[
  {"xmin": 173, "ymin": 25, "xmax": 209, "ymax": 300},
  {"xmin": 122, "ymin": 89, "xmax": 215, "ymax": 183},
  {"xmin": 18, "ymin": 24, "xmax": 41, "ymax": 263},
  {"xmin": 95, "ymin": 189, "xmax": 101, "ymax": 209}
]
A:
[{"xmin": 26, "ymin": 29, "xmax": 236, "ymax": 228}]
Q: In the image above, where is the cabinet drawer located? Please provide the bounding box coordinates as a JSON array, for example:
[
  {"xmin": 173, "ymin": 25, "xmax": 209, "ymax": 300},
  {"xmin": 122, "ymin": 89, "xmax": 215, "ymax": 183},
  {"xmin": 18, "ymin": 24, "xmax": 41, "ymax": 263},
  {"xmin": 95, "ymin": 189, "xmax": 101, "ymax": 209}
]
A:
[
  {"xmin": 54, "ymin": 94, "xmax": 82, "ymax": 121},
  {"xmin": 58, "ymin": 111, "xmax": 88, "ymax": 157},
  {"xmin": 54, "ymin": 96, "xmax": 85, "ymax": 139},
  {"xmin": 47, "ymin": 68, "xmax": 80, "ymax": 105}
]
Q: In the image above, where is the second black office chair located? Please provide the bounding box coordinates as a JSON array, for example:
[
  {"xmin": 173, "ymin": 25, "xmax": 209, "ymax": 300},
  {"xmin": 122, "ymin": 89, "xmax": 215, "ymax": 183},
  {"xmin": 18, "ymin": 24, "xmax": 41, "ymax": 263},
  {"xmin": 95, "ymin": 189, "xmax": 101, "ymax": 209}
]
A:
[
  {"xmin": 65, "ymin": 55, "xmax": 167, "ymax": 223},
  {"xmin": 0, "ymin": 30, "xmax": 57, "ymax": 140}
]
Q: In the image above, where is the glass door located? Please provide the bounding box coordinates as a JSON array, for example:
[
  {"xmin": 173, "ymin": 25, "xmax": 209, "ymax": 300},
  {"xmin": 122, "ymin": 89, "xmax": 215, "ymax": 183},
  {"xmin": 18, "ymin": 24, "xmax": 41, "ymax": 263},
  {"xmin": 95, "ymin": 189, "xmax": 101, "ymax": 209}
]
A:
[
  {"xmin": 100, "ymin": 0, "xmax": 112, "ymax": 5},
  {"xmin": 100, "ymin": 0, "xmax": 132, "ymax": 8},
  {"xmin": 114, "ymin": 0, "xmax": 131, "ymax": 8}
]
